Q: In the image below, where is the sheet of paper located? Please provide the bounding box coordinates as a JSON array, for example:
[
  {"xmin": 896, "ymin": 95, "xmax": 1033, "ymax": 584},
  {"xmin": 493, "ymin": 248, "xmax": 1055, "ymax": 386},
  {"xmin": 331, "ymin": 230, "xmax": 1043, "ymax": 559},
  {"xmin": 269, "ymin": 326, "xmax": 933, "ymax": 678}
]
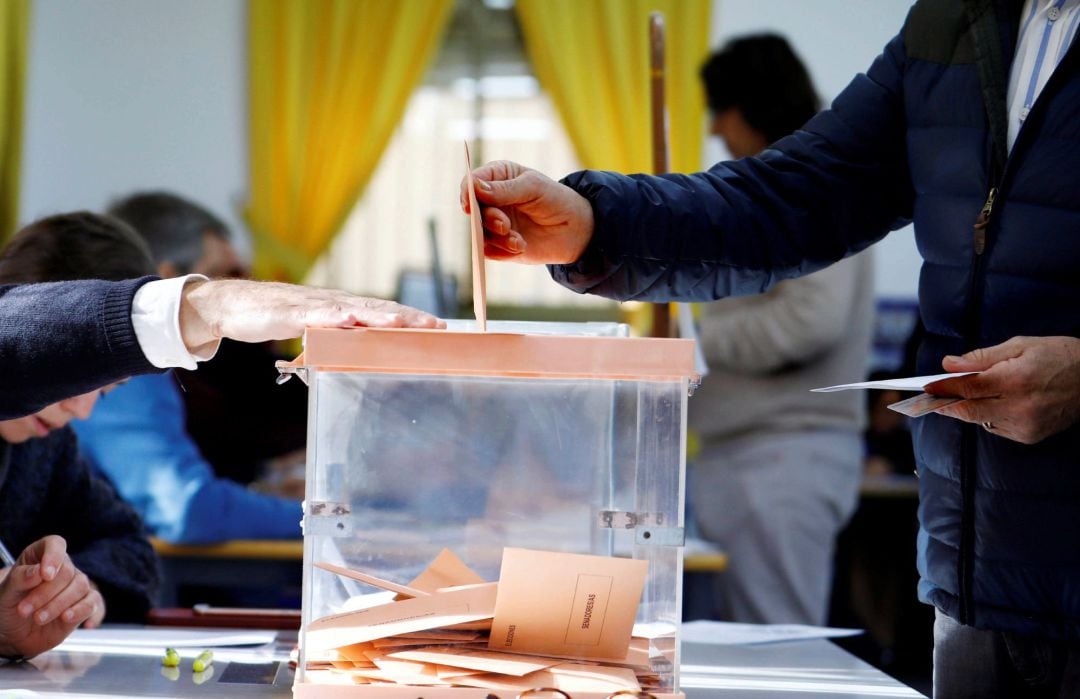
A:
[
  {"xmin": 57, "ymin": 628, "xmax": 275, "ymax": 650},
  {"xmin": 315, "ymin": 561, "xmax": 429, "ymax": 598},
  {"xmin": 811, "ymin": 372, "xmax": 977, "ymax": 392},
  {"xmin": 489, "ymin": 547, "xmax": 647, "ymax": 660},
  {"xmin": 454, "ymin": 662, "xmax": 640, "ymax": 693},
  {"xmin": 389, "ymin": 646, "xmax": 560, "ymax": 677},
  {"xmin": 306, "ymin": 581, "xmax": 498, "ymax": 650},
  {"xmin": 370, "ymin": 656, "xmax": 451, "ymax": 685},
  {"xmin": 681, "ymin": 620, "xmax": 863, "ymax": 645},
  {"xmin": 464, "ymin": 142, "xmax": 487, "ymax": 331},
  {"xmin": 407, "ymin": 548, "xmax": 487, "ymax": 593},
  {"xmin": 888, "ymin": 392, "xmax": 966, "ymax": 417}
]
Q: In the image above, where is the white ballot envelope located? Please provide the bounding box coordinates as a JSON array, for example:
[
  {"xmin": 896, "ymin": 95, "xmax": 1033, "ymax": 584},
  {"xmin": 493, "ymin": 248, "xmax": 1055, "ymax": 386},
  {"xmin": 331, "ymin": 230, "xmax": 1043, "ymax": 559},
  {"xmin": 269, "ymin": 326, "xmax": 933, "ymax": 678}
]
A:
[{"xmin": 812, "ymin": 372, "xmax": 978, "ymax": 418}]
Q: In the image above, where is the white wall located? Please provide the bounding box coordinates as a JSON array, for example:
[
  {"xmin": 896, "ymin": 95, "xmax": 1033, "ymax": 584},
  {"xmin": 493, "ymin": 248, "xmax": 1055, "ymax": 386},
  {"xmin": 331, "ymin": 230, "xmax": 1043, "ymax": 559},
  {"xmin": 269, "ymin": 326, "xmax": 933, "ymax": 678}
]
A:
[
  {"xmin": 708, "ymin": 0, "xmax": 920, "ymax": 299},
  {"xmin": 20, "ymin": 0, "xmax": 249, "ymax": 256}
]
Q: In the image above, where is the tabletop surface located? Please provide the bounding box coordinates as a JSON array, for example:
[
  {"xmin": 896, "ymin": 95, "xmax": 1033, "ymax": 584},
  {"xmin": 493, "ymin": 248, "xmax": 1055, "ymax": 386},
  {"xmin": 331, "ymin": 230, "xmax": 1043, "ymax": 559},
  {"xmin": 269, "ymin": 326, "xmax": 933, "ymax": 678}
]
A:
[{"xmin": 0, "ymin": 629, "xmax": 925, "ymax": 699}]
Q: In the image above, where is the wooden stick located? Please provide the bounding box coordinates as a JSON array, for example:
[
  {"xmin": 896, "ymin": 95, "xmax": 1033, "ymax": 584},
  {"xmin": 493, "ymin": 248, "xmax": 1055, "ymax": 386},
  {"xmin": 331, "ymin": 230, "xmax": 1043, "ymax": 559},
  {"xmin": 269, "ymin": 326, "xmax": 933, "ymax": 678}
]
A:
[{"xmin": 648, "ymin": 12, "xmax": 672, "ymax": 338}]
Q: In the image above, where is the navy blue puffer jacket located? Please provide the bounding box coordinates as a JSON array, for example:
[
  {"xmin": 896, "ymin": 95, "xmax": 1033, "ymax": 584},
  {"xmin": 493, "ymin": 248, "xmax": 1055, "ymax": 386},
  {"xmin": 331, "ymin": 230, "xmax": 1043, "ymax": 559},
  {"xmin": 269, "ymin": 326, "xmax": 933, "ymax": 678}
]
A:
[{"xmin": 552, "ymin": 0, "xmax": 1080, "ymax": 638}]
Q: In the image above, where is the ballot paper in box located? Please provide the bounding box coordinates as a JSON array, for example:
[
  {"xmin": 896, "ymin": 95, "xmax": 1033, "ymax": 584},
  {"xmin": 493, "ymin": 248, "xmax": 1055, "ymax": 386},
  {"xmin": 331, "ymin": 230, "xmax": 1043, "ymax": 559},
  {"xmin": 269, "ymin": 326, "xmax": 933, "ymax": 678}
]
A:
[{"xmin": 278, "ymin": 319, "xmax": 698, "ymax": 698}]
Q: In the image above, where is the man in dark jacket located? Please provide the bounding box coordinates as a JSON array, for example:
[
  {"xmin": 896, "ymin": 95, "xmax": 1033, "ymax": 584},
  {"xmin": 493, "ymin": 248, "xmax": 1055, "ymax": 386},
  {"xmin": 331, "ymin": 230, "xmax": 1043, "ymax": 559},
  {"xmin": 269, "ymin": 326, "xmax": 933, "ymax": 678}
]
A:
[{"xmin": 465, "ymin": 1, "xmax": 1080, "ymax": 695}]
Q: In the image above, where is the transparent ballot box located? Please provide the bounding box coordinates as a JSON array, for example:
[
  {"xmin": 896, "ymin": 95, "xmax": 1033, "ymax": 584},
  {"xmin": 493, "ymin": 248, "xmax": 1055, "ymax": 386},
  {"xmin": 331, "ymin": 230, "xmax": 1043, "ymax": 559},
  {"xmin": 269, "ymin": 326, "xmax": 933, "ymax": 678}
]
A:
[{"xmin": 283, "ymin": 322, "xmax": 698, "ymax": 698}]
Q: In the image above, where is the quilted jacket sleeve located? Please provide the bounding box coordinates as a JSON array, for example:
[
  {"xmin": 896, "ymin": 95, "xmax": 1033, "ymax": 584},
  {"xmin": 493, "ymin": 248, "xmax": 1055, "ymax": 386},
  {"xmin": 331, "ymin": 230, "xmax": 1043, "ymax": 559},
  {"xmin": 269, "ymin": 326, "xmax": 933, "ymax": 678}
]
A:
[{"xmin": 551, "ymin": 31, "xmax": 914, "ymax": 302}]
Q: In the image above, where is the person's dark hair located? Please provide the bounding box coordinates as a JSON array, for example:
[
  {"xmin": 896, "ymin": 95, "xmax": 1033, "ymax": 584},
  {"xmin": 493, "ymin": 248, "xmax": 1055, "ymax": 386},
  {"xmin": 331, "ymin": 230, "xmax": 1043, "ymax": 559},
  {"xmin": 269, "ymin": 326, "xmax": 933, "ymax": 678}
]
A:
[
  {"xmin": 107, "ymin": 191, "xmax": 229, "ymax": 272},
  {"xmin": 0, "ymin": 211, "xmax": 155, "ymax": 285},
  {"xmin": 700, "ymin": 33, "xmax": 820, "ymax": 144}
]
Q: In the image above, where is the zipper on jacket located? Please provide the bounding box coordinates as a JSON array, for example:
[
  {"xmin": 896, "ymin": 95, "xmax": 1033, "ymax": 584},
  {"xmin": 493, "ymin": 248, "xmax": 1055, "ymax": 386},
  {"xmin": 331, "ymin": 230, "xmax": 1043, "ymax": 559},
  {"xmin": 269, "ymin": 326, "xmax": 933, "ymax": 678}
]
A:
[
  {"xmin": 956, "ymin": 0, "xmax": 1080, "ymax": 627},
  {"xmin": 973, "ymin": 187, "xmax": 997, "ymax": 255}
]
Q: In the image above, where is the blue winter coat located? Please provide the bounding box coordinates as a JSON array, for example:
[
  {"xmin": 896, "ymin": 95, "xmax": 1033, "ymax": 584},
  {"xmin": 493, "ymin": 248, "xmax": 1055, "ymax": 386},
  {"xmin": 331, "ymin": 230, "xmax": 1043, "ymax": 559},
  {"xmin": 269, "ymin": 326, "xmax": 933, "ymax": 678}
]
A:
[{"xmin": 552, "ymin": 0, "xmax": 1080, "ymax": 639}]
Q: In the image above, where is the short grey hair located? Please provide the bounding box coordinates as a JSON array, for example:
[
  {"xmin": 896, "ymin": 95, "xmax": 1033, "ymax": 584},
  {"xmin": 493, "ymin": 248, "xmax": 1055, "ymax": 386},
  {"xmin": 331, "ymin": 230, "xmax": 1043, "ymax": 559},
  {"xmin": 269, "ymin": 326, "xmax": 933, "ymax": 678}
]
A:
[{"xmin": 106, "ymin": 191, "xmax": 230, "ymax": 272}]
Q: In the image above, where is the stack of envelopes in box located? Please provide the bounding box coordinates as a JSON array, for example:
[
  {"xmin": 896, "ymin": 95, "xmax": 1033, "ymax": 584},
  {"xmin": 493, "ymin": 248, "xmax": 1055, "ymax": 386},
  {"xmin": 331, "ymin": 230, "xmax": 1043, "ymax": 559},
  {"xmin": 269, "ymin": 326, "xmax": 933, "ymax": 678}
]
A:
[{"xmin": 302, "ymin": 548, "xmax": 669, "ymax": 694}]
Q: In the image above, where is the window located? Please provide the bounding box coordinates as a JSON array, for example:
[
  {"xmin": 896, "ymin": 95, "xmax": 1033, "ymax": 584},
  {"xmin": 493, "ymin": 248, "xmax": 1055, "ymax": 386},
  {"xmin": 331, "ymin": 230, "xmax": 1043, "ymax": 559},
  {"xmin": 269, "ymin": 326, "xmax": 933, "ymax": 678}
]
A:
[{"xmin": 305, "ymin": 0, "xmax": 617, "ymax": 315}]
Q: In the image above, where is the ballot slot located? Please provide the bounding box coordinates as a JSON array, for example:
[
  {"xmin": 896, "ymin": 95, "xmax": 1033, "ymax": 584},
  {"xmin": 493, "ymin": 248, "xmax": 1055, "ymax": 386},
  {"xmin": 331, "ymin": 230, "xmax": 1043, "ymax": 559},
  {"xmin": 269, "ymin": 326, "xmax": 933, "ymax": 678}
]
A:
[{"xmin": 290, "ymin": 322, "xmax": 697, "ymax": 698}]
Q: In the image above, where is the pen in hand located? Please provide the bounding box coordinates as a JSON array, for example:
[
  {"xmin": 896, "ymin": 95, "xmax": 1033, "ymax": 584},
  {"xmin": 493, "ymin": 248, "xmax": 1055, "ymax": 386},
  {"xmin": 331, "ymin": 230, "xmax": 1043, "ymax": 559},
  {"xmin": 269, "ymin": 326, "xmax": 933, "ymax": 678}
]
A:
[{"xmin": 0, "ymin": 538, "xmax": 16, "ymax": 568}]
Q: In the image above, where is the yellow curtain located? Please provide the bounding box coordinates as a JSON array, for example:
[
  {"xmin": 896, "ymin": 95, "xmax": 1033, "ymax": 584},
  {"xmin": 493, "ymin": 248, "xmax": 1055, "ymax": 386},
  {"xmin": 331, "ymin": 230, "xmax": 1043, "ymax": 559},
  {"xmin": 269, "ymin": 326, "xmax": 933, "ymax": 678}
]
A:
[
  {"xmin": 516, "ymin": 0, "xmax": 710, "ymax": 174},
  {"xmin": 0, "ymin": 0, "xmax": 29, "ymax": 243},
  {"xmin": 246, "ymin": 0, "xmax": 453, "ymax": 281}
]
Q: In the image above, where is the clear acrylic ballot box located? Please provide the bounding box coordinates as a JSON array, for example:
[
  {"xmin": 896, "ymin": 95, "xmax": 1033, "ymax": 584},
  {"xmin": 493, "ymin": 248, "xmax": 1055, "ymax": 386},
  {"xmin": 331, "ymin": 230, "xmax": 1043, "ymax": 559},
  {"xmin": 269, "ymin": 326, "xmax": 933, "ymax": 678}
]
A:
[{"xmin": 281, "ymin": 321, "xmax": 698, "ymax": 698}]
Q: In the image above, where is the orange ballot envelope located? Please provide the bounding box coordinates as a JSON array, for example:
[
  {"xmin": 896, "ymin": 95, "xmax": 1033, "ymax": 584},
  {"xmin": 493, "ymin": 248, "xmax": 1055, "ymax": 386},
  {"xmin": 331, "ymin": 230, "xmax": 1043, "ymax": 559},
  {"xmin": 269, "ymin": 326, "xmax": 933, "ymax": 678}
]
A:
[
  {"xmin": 407, "ymin": 548, "xmax": 487, "ymax": 593},
  {"xmin": 306, "ymin": 582, "xmax": 498, "ymax": 651},
  {"xmin": 488, "ymin": 548, "xmax": 648, "ymax": 660},
  {"xmin": 464, "ymin": 142, "xmax": 487, "ymax": 331}
]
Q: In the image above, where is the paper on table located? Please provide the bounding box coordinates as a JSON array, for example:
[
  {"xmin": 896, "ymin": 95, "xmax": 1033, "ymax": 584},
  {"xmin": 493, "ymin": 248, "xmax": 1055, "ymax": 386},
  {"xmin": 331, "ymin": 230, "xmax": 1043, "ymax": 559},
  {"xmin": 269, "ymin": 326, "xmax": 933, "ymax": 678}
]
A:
[
  {"xmin": 57, "ymin": 627, "xmax": 275, "ymax": 649},
  {"xmin": 811, "ymin": 372, "xmax": 977, "ymax": 392},
  {"xmin": 681, "ymin": 620, "xmax": 862, "ymax": 645},
  {"xmin": 464, "ymin": 142, "xmax": 487, "ymax": 332},
  {"xmin": 489, "ymin": 547, "xmax": 648, "ymax": 660}
]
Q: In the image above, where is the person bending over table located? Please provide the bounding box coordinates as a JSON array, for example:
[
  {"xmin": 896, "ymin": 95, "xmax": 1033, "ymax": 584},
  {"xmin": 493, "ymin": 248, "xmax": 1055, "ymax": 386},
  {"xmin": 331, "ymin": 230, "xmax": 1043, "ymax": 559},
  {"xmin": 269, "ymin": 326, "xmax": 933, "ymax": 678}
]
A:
[
  {"xmin": 75, "ymin": 192, "xmax": 306, "ymax": 543},
  {"xmin": 0, "ymin": 213, "xmax": 162, "ymax": 658}
]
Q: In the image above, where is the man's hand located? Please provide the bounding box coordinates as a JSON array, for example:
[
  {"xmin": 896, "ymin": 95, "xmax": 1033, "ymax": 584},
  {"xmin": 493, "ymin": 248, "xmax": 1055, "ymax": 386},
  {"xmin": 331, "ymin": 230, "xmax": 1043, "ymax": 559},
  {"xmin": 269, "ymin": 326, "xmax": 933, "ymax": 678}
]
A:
[
  {"xmin": 178, "ymin": 280, "xmax": 446, "ymax": 355},
  {"xmin": 0, "ymin": 536, "xmax": 105, "ymax": 659},
  {"xmin": 459, "ymin": 160, "xmax": 595, "ymax": 265},
  {"xmin": 925, "ymin": 336, "xmax": 1080, "ymax": 444}
]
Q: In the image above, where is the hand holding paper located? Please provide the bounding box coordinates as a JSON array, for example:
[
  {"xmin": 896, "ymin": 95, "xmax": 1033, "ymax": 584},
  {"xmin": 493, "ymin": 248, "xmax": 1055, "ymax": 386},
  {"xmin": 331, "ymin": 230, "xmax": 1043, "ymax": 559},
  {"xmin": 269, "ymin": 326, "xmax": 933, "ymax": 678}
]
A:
[
  {"xmin": 927, "ymin": 336, "xmax": 1080, "ymax": 444},
  {"xmin": 811, "ymin": 372, "xmax": 977, "ymax": 418}
]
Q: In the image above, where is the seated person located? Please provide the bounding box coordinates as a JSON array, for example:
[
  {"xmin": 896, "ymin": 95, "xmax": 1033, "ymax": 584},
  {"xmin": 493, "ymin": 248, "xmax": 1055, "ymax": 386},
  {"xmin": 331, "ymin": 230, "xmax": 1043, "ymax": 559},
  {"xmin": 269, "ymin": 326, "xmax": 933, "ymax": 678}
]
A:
[
  {"xmin": 109, "ymin": 191, "xmax": 307, "ymax": 490},
  {"xmin": 74, "ymin": 193, "xmax": 303, "ymax": 544},
  {"xmin": 0, "ymin": 212, "xmax": 159, "ymax": 659}
]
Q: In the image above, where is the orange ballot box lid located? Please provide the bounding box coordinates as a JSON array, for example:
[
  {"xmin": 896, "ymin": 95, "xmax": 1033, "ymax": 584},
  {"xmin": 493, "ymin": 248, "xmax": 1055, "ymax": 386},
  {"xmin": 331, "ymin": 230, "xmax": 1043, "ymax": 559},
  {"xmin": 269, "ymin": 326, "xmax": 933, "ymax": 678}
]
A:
[{"xmin": 281, "ymin": 326, "xmax": 700, "ymax": 383}]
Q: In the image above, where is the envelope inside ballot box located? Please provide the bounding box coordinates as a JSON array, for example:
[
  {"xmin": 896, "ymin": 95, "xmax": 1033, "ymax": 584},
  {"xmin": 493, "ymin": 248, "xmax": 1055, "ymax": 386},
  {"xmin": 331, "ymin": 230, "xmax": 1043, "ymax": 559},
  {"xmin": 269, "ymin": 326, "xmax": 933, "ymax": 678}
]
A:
[{"xmin": 304, "ymin": 547, "xmax": 656, "ymax": 692}]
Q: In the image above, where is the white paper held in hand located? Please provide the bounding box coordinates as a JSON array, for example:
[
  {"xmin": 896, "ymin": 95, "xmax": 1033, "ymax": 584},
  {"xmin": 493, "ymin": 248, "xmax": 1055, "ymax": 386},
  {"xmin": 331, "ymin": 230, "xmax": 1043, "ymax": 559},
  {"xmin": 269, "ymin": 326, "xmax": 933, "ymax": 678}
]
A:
[{"xmin": 811, "ymin": 372, "xmax": 979, "ymax": 418}]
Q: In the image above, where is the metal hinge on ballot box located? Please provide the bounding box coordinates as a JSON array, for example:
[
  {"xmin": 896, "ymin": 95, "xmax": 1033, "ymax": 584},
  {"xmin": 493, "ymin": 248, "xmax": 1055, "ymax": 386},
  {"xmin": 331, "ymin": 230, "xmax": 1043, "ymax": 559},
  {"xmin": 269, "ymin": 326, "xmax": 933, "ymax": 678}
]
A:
[
  {"xmin": 597, "ymin": 510, "xmax": 684, "ymax": 546},
  {"xmin": 304, "ymin": 501, "xmax": 354, "ymax": 537}
]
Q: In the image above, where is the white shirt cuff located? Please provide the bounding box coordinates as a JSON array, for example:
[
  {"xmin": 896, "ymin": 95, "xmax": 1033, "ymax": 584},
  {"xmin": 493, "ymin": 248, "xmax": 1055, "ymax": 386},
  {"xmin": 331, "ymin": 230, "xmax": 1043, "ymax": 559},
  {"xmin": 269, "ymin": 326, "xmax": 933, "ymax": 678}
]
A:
[{"xmin": 131, "ymin": 275, "xmax": 221, "ymax": 369}]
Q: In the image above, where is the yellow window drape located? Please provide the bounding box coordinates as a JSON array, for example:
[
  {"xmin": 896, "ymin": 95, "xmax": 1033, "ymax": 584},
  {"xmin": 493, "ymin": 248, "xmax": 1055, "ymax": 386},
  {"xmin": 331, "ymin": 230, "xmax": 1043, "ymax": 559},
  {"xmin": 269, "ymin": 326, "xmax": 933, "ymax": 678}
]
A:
[
  {"xmin": 246, "ymin": 0, "xmax": 453, "ymax": 281},
  {"xmin": 515, "ymin": 0, "xmax": 710, "ymax": 174},
  {"xmin": 0, "ymin": 0, "xmax": 29, "ymax": 243}
]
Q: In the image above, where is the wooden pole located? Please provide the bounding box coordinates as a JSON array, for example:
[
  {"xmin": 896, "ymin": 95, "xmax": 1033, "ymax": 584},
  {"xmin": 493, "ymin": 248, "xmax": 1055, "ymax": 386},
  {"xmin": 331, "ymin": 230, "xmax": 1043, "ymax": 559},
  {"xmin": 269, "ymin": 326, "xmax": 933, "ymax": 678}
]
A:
[{"xmin": 648, "ymin": 12, "xmax": 672, "ymax": 337}]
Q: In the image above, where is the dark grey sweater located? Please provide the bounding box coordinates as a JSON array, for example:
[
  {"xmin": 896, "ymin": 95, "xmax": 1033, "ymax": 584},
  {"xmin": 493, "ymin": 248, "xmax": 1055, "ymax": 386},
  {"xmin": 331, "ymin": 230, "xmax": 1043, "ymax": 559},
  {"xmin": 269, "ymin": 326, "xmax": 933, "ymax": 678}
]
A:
[
  {"xmin": 0, "ymin": 277, "xmax": 160, "ymax": 420},
  {"xmin": 0, "ymin": 428, "xmax": 158, "ymax": 621}
]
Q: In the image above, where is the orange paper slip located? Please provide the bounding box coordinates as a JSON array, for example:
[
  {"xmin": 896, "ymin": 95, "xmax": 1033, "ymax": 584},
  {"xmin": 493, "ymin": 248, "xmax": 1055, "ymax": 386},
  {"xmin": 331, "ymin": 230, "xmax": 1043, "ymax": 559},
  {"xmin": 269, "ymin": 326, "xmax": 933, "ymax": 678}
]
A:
[
  {"xmin": 464, "ymin": 142, "xmax": 487, "ymax": 331},
  {"xmin": 489, "ymin": 548, "xmax": 648, "ymax": 660},
  {"xmin": 454, "ymin": 662, "xmax": 641, "ymax": 693},
  {"xmin": 315, "ymin": 561, "xmax": 429, "ymax": 598},
  {"xmin": 388, "ymin": 647, "xmax": 560, "ymax": 677},
  {"xmin": 306, "ymin": 582, "xmax": 498, "ymax": 651},
  {"xmin": 407, "ymin": 548, "xmax": 487, "ymax": 593}
]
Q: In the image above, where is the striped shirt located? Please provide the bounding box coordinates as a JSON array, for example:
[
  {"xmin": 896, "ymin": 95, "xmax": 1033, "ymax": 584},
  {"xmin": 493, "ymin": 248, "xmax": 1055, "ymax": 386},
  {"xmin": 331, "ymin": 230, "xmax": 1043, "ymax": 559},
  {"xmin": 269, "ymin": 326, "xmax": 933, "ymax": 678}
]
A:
[{"xmin": 1006, "ymin": 0, "xmax": 1080, "ymax": 149}]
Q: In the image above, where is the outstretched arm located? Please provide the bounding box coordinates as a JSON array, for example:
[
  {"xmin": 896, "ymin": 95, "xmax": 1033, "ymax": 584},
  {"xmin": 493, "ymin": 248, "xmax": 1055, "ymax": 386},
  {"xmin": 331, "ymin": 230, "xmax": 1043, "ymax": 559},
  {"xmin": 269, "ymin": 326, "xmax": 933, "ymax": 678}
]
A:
[
  {"xmin": 1, "ymin": 277, "xmax": 444, "ymax": 419},
  {"xmin": 464, "ymin": 33, "xmax": 913, "ymax": 303}
]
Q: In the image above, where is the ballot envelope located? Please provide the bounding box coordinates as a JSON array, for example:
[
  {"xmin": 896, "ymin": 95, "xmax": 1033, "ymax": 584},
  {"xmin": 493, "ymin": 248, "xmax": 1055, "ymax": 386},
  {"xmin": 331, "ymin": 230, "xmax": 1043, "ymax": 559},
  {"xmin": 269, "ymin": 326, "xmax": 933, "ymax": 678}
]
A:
[{"xmin": 279, "ymin": 319, "xmax": 698, "ymax": 698}]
